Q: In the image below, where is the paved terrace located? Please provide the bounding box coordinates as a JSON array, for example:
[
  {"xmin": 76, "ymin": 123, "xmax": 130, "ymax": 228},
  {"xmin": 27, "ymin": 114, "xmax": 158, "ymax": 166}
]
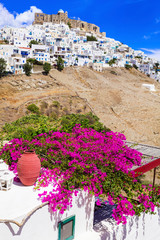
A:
[{"xmin": 126, "ymin": 142, "xmax": 160, "ymax": 174}]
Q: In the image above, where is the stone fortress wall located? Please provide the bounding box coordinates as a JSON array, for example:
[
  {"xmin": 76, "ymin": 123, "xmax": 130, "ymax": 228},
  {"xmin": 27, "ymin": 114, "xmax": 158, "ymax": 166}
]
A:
[{"xmin": 33, "ymin": 9, "xmax": 106, "ymax": 37}]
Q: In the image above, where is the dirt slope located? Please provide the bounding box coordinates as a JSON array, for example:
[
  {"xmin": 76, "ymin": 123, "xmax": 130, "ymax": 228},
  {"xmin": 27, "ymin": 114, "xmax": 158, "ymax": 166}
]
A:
[
  {"xmin": 50, "ymin": 67, "xmax": 160, "ymax": 146},
  {"xmin": 1, "ymin": 67, "xmax": 160, "ymax": 146}
]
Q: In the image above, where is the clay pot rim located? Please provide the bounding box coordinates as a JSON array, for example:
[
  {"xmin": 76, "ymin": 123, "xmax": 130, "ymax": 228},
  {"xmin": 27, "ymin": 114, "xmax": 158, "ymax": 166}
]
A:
[{"xmin": 23, "ymin": 150, "xmax": 35, "ymax": 154}]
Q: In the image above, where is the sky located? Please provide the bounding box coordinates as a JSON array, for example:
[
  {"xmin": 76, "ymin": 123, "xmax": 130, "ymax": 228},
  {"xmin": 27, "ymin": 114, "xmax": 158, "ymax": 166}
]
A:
[{"xmin": 0, "ymin": 0, "xmax": 160, "ymax": 59}]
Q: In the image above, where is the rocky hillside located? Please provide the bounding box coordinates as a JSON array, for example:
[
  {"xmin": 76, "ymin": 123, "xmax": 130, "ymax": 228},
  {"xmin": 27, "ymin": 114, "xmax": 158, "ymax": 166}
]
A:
[{"xmin": 1, "ymin": 67, "xmax": 160, "ymax": 146}]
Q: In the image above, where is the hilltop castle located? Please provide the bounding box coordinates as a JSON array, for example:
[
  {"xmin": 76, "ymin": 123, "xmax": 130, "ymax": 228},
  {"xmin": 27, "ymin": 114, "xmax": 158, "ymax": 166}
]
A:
[{"xmin": 33, "ymin": 9, "xmax": 106, "ymax": 37}]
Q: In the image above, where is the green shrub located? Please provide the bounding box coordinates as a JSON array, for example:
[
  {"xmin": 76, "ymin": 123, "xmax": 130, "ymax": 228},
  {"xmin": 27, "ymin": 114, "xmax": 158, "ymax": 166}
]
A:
[
  {"xmin": 133, "ymin": 64, "xmax": 138, "ymax": 70},
  {"xmin": 76, "ymin": 109, "xmax": 82, "ymax": 113},
  {"xmin": 63, "ymin": 107, "xmax": 69, "ymax": 115},
  {"xmin": 27, "ymin": 104, "xmax": 40, "ymax": 114},
  {"xmin": 60, "ymin": 112, "xmax": 110, "ymax": 133},
  {"xmin": 40, "ymin": 101, "xmax": 48, "ymax": 109},
  {"xmin": 23, "ymin": 62, "xmax": 32, "ymax": 76},
  {"xmin": 0, "ymin": 58, "xmax": 7, "ymax": 78},
  {"xmin": 4, "ymin": 39, "xmax": 9, "ymax": 44},
  {"xmin": 43, "ymin": 62, "xmax": 51, "ymax": 75},
  {"xmin": 0, "ymin": 112, "xmax": 110, "ymax": 141},
  {"xmin": 29, "ymin": 40, "xmax": 39, "ymax": 48},
  {"xmin": 49, "ymin": 112, "xmax": 58, "ymax": 120},
  {"xmin": 67, "ymin": 22, "xmax": 72, "ymax": 29},
  {"xmin": 27, "ymin": 58, "xmax": 43, "ymax": 65},
  {"xmin": 56, "ymin": 56, "xmax": 64, "ymax": 71},
  {"xmin": 52, "ymin": 101, "xmax": 60, "ymax": 108},
  {"xmin": 87, "ymin": 36, "xmax": 97, "ymax": 41},
  {"xmin": 40, "ymin": 101, "xmax": 48, "ymax": 114},
  {"xmin": 110, "ymin": 70, "xmax": 118, "ymax": 75},
  {"xmin": 108, "ymin": 58, "xmax": 117, "ymax": 66},
  {"xmin": 12, "ymin": 126, "xmax": 37, "ymax": 141},
  {"xmin": 0, "ymin": 114, "xmax": 58, "ymax": 141},
  {"xmin": 125, "ymin": 64, "xmax": 132, "ymax": 70}
]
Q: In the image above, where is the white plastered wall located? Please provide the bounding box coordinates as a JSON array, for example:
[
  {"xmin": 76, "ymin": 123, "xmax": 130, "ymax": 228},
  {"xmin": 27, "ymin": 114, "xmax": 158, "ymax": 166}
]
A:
[{"xmin": 0, "ymin": 190, "xmax": 97, "ymax": 240}]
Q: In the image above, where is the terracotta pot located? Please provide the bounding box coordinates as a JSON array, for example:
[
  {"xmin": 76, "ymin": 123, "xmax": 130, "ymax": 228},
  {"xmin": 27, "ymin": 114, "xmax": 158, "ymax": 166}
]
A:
[{"xmin": 17, "ymin": 151, "xmax": 41, "ymax": 186}]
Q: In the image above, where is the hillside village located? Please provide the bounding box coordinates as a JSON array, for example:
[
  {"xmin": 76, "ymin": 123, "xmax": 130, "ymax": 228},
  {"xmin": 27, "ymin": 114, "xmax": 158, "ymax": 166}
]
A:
[
  {"xmin": 0, "ymin": 9, "xmax": 160, "ymax": 81},
  {"xmin": 1, "ymin": 8, "xmax": 160, "ymax": 240}
]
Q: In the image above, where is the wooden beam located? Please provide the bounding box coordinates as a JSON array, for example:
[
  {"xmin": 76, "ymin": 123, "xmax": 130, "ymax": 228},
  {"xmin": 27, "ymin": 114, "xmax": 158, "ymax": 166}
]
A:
[
  {"xmin": 152, "ymin": 167, "xmax": 156, "ymax": 188},
  {"xmin": 132, "ymin": 158, "xmax": 160, "ymax": 177}
]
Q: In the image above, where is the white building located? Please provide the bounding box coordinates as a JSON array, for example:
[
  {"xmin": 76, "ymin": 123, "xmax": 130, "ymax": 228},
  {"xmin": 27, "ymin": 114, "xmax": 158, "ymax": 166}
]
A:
[
  {"xmin": 139, "ymin": 63, "xmax": 151, "ymax": 75},
  {"xmin": 0, "ymin": 182, "xmax": 99, "ymax": 240},
  {"xmin": 0, "ymin": 21, "xmax": 159, "ymax": 79},
  {"xmin": 31, "ymin": 44, "xmax": 50, "ymax": 63}
]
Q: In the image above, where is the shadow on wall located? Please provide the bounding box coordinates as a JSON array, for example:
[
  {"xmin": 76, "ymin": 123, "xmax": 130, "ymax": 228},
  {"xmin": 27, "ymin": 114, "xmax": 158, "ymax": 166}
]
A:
[
  {"xmin": 94, "ymin": 202, "xmax": 116, "ymax": 225},
  {"xmin": 93, "ymin": 203, "xmax": 117, "ymax": 240},
  {"xmin": 49, "ymin": 189, "xmax": 94, "ymax": 232},
  {"xmin": 4, "ymin": 208, "xmax": 40, "ymax": 236},
  {"xmin": 76, "ymin": 190, "xmax": 94, "ymax": 231},
  {"xmin": 93, "ymin": 205, "xmax": 160, "ymax": 240}
]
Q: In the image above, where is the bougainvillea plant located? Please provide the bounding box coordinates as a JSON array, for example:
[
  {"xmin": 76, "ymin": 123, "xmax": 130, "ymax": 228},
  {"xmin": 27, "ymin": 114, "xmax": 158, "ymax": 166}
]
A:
[{"xmin": 0, "ymin": 125, "xmax": 160, "ymax": 224}]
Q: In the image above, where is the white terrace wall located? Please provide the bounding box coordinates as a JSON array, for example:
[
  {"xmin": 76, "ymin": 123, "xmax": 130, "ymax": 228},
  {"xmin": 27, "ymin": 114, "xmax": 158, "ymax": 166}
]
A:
[
  {"xmin": 94, "ymin": 206, "xmax": 160, "ymax": 240},
  {"xmin": 0, "ymin": 190, "xmax": 96, "ymax": 240}
]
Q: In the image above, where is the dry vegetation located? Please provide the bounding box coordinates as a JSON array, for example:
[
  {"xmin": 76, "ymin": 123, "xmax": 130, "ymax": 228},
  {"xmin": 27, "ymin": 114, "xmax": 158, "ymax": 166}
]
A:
[{"xmin": 1, "ymin": 66, "xmax": 160, "ymax": 146}]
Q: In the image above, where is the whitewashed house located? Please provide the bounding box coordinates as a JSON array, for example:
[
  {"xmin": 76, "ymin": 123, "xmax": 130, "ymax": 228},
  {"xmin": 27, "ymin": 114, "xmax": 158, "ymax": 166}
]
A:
[
  {"xmin": 0, "ymin": 182, "xmax": 99, "ymax": 240},
  {"xmin": 139, "ymin": 63, "xmax": 151, "ymax": 75},
  {"xmin": 31, "ymin": 44, "xmax": 50, "ymax": 63},
  {"xmin": 91, "ymin": 62, "xmax": 103, "ymax": 72},
  {"xmin": 8, "ymin": 56, "xmax": 26, "ymax": 74}
]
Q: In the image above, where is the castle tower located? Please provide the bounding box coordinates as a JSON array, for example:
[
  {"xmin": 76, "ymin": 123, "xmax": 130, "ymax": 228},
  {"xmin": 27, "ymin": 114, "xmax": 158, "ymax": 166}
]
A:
[{"xmin": 57, "ymin": 9, "xmax": 68, "ymax": 23}]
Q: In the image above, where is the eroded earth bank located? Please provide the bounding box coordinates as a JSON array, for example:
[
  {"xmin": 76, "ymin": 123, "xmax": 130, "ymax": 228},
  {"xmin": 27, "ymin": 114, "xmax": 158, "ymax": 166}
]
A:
[{"xmin": 1, "ymin": 67, "xmax": 160, "ymax": 146}]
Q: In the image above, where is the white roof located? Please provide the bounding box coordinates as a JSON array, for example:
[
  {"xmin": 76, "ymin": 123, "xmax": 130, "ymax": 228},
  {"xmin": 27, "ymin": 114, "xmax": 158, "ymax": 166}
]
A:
[
  {"xmin": 58, "ymin": 9, "xmax": 64, "ymax": 13},
  {"xmin": 0, "ymin": 182, "xmax": 51, "ymax": 220}
]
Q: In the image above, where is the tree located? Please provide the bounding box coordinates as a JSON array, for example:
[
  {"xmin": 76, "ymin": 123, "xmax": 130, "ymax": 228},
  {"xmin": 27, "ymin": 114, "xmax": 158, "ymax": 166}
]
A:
[
  {"xmin": 135, "ymin": 56, "xmax": 142, "ymax": 59},
  {"xmin": 67, "ymin": 22, "xmax": 72, "ymax": 29},
  {"xmin": 0, "ymin": 58, "xmax": 7, "ymax": 78},
  {"xmin": 154, "ymin": 63, "xmax": 160, "ymax": 73},
  {"xmin": 133, "ymin": 64, "xmax": 138, "ymax": 70},
  {"xmin": 23, "ymin": 62, "xmax": 32, "ymax": 76},
  {"xmin": 87, "ymin": 35, "xmax": 97, "ymax": 41},
  {"xmin": 43, "ymin": 62, "xmax": 51, "ymax": 75},
  {"xmin": 108, "ymin": 58, "xmax": 117, "ymax": 66},
  {"xmin": 27, "ymin": 58, "xmax": 43, "ymax": 65},
  {"xmin": 27, "ymin": 58, "xmax": 35, "ymax": 65},
  {"xmin": 29, "ymin": 40, "xmax": 39, "ymax": 48},
  {"xmin": 4, "ymin": 39, "xmax": 9, "ymax": 44},
  {"xmin": 125, "ymin": 64, "xmax": 132, "ymax": 70},
  {"xmin": 56, "ymin": 56, "xmax": 64, "ymax": 71}
]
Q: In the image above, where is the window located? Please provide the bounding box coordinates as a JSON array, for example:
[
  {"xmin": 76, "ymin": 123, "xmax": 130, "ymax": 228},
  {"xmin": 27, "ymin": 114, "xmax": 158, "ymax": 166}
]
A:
[{"xmin": 58, "ymin": 216, "xmax": 75, "ymax": 240}]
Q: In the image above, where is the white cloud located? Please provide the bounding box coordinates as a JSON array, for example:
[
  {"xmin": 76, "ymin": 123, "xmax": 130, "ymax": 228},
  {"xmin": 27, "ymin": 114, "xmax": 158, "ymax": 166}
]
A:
[
  {"xmin": 156, "ymin": 18, "xmax": 160, "ymax": 23},
  {"xmin": 153, "ymin": 31, "xmax": 160, "ymax": 35},
  {"xmin": 0, "ymin": 4, "xmax": 42, "ymax": 28},
  {"xmin": 143, "ymin": 31, "xmax": 160, "ymax": 40},
  {"xmin": 143, "ymin": 35, "xmax": 150, "ymax": 40},
  {"xmin": 141, "ymin": 48, "xmax": 160, "ymax": 61}
]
